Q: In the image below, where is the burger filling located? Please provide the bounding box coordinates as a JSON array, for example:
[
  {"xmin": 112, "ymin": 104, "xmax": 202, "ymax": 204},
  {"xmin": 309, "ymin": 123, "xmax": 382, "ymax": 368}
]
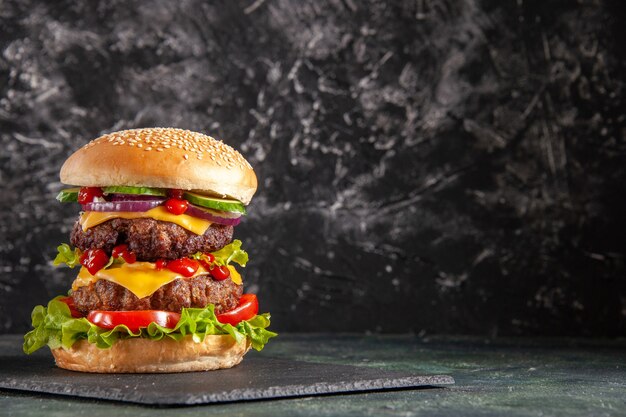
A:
[
  {"xmin": 23, "ymin": 186, "xmax": 276, "ymax": 354},
  {"xmin": 70, "ymin": 218, "xmax": 234, "ymax": 261},
  {"xmin": 71, "ymin": 274, "xmax": 243, "ymax": 316}
]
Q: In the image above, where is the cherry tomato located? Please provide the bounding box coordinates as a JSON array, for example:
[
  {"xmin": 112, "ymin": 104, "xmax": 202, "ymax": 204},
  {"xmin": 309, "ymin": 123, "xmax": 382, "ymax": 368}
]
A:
[
  {"xmin": 58, "ymin": 296, "xmax": 82, "ymax": 318},
  {"xmin": 122, "ymin": 251, "xmax": 136, "ymax": 264},
  {"xmin": 210, "ymin": 265, "xmax": 231, "ymax": 281},
  {"xmin": 198, "ymin": 253, "xmax": 215, "ymax": 270},
  {"xmin": 112, "ymin": 244, "xmax": 136, "ymax": 264},
  {"xmin": 168, "ymin": 189, "xmax": 184, "ymax": 199},
  {"xmin": 155, "ymin": 259, "xmax": 168, "ymax": 270},
  {"xmin": 165, "ymin": 198, "xmax": 188, "ymax": 215},
  {"xmin": 87, "ymin": 310, "xmax": 181, "ymax": 332},
  {"xmin": 216, "ymin": 294, "xmax": 258, "ymax": 325},
  {"xmin": 79, "ymin": 248, "xmax": 109, "ymax": 275},
  {"xmin": 111, "ymin": 244, "xmax": 126, "ymax": 258},
  {"xmin": 77, "ymin": 187, "xmax": 104, "ymax": 204},
  {"xmin": 166, "ymin": 258, "xmax": 199, "ymax": 277}
]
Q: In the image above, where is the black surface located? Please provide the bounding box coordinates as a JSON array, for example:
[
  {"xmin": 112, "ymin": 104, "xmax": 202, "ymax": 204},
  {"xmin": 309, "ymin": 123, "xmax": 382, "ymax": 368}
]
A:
[
  {"xmin": 1, "ymin": 1, "xmax": 625, "ymax": 337},
  {"xmin": 0, "ymin": 352, "xmax": 453, "ymax": 406},
  {"xmin": 2, "ymin": 334, "xmax": 625, "ymax": 417}
]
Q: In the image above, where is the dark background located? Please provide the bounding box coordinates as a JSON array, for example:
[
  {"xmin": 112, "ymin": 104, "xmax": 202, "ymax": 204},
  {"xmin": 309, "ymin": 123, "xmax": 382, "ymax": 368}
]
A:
[{"xmin": 1, "ymin": 0, "xmax": 624, "ymax": 337}]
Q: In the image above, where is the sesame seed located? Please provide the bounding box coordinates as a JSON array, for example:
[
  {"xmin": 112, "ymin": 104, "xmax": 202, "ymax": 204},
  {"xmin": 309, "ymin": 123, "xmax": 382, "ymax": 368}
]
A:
[{"xmin": 87, "ymin": 128, "xmax": 251, "ymax": 169}]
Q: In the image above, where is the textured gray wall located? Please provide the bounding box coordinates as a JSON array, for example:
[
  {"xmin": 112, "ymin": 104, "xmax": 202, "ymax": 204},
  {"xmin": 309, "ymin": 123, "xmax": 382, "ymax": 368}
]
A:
[{"xmin": 1, "ymin": 0, "xmax": 624, "ymax": 336}]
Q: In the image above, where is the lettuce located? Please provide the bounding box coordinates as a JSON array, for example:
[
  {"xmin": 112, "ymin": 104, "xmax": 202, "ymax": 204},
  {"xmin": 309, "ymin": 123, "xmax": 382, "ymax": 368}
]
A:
[
  {"xmin": 23, "ymin": 297, "xmax": 277, "ymax": 354},
  {"xmin": 53, "ymin": 244, "xmax": 82, "ymax": 268},
  {"xmin": 209, "ymin": 240, "xmax": 249, "ymax": 267},
  {"xmin": 57, "ymin": 239, "xmax": 249, "ymax": 272},
  {"xmin": 53, "ymin": 244, "xmax": 128, "ymax": 270}
]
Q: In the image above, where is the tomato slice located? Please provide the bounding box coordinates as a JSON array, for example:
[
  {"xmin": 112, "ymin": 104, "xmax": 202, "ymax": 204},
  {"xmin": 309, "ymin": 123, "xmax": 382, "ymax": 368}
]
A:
[
  {"xmin": 165, "ymin": 198, "xmax": 188, "ymax": 215},
  {"xmin": 216, "ymin": 294, "xmax": 259, "ymax": 326},
  {"xmin": 166, "ymin": 258, "xmax": 199, "ymax": 277},
  {"xmin": 59, "ymin": 296, "xmax": 82, "ymax": 318},
  {"xmin": 155, "ymin": 259, "xmax": 168, "ymax": 270},
  {"xmin": 210, "ymin": 265, "xmax": 230, "ymax": 281},
  {"xmin": 87, "ymin": 310, "xmax": 181, "ymax": 332},
  {"xmin": 77, "ymin": 187, "xmax": 103, "ymax": 204},
  {"xmin": 79, "ymin": 248, "xmax": 109, "ymax": 275},
  {"xmin": 112, "ymin": 244, "xmax": 136, "ymax": 264}
]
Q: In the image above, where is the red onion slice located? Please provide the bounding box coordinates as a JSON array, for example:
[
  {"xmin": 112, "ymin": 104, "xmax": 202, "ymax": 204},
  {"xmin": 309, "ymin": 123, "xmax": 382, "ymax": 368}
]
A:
[
  {"xmin": 186, "ymin": 204, "xmax": 242, "ymax": 226},
  {"xmin": 109, "ymin": 194, "xmax": 165, "ymax": 202},
  {"xmin": 82, "ymin": 199, "xmax": 241, "ymax": 226},
  {"xmin": 82, "ymin": 200, "xmax": 165, "ymax": 212}
]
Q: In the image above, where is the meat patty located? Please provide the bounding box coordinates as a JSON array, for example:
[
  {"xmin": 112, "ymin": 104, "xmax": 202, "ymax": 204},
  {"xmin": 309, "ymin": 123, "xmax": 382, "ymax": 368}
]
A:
[
  {"xmin": 70, "ymin": 218, "xmax": 233, "ymax": 261},
  {"xmin": 72, "ymin": 275, "xmax": 242, "ymax": 315}
]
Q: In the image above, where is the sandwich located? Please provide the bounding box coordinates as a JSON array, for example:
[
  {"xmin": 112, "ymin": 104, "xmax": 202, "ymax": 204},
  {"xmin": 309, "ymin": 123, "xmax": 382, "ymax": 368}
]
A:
[{"xmin": 23, "ymin": 127, "xmax": 276, "ymax": 373}]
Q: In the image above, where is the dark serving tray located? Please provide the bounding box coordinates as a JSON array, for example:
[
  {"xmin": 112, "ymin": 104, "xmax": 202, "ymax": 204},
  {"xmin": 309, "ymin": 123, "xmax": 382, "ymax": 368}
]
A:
[{"xmin": 0, "ymin": 336, "xmax": 454, "ymax": 405}]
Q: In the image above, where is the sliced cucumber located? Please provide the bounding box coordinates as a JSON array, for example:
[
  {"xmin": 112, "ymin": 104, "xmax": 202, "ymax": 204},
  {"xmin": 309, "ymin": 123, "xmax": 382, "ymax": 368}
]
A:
[
  {"xmin": 56, "ymin": 187, "xmax": 80, "ymax": 203},
  {"xmin": 183, "ymin": 192, "xmax": 246, "ymax": 215},
  {"xmin": 103, "ymin": 186, "xmax": 166, "ymax": 196},
  {"xmin": 56, "ymin": 186, "xmax": 247, "ymax": 215}
]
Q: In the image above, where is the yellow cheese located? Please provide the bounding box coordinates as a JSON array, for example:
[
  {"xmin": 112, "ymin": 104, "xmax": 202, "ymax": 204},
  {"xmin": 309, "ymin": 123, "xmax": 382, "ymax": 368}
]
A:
[
  {"xmin": 227, "ymin": 265, "xmax": 242, "ymax": 285},
  {"xmin": 79, "ymin": 206, "xmax": 212, "ymax": 235},
  {"xmin": 72, "ymin": 262, "xmax": 243, "ymax": 299}
]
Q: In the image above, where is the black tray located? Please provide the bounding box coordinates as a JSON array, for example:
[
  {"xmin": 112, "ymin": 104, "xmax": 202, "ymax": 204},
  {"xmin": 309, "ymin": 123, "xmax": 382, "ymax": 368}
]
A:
[{"xmin": 0, "ymin": 336, "xmax": 454, "ymax": 405}]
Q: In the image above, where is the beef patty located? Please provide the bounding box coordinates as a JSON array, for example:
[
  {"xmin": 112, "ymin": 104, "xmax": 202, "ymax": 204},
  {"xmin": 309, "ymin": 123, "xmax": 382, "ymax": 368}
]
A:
[
  {"xmin": 70, "ymin": 218, "xmax": 233, "ymax": 261},
  {"xmin": 71, "ymin": 275, "xmax": 242, "ymax": 315}
]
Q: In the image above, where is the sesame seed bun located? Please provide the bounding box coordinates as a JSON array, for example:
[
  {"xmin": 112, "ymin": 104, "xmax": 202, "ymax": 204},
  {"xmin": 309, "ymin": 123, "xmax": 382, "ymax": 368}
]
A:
[
  {"xmin": 52, "ymin": 334, "xmax": 250, "ymax": 373},
  {"xmin": 60, "ymin": 128, "xmax": 257, "ymax": 205}
]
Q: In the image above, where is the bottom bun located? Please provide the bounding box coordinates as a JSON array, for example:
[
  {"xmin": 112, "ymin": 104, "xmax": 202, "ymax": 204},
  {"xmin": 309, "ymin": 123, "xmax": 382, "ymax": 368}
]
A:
[{"xmin": 52, "ymin": 335, "xmax": 250, "ymax": 373}]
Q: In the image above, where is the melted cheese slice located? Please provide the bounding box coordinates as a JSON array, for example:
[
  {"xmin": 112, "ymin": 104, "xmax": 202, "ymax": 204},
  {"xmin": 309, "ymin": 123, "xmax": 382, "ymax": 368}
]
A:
[
  {"xmin": 79, "ymin": 206, "xmax": 212, "ymax": 235},
  {"xmin": 72, "ymin": 262, "xmax": 243, "ymax": 299},
  {"xmin": 227, "ymin": 265, "xmax": 242, "ymax": 286}
]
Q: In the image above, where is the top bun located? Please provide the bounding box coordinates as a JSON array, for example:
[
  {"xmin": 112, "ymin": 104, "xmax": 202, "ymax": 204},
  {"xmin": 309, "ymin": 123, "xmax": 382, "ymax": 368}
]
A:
[{"xmin": 60, "ymin": 128, "xmax": 257, "ymax": 205}]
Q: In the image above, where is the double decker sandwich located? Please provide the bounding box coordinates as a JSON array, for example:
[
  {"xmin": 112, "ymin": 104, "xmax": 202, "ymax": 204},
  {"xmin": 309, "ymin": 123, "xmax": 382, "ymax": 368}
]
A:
[{"xmin": 24, "ymin": 128, "xmax": 276, "ymax": 373}]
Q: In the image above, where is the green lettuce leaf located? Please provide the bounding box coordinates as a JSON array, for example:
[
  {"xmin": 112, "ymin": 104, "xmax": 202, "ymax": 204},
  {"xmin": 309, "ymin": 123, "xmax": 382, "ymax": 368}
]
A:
[
  {"xmin": 57, "ymin": 239, "xmax": 249, "ymax": 274},
  {"xmin": 210, "ymin": 239, "xmax": 249, "ymax": 267},
  {"xmin": 23, "ymin": 297, "xmax": 277, "ymax": 354},
  {"xmin": 192, "ymin": 239, "xmax": 249, "ymax": 267},
  {"xmin": 53, "ymin": 244, "xmax": 82, "ymax": 268}
]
